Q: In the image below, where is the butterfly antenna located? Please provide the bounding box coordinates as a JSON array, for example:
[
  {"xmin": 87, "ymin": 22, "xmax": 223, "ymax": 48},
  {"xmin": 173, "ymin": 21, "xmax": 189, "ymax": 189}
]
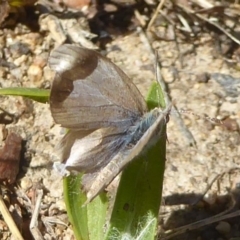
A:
[{"xmin": 176, "ymin": 109, "xmax": 223, "ymax": 125}]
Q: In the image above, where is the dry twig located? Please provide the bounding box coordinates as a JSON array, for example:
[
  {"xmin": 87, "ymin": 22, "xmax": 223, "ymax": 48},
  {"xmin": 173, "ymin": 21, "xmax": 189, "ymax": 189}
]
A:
[
  {"xmin": 29, "ymin": 189, "xmax": 44, "ymax": 240},
  {"xmin": 147, "ymin": 0, "xmax": 166, "ymax": 30},
  {"xmin": 177, "ymin": 3, "xmax": 240, "ymax": 46},
  {"xmin": 0, "ymin": 188, "xmax": 24, "ymax": 240},
  {"xmin": 162, "ymin": 167, "xmax": 240, "ymax": 239},
  {"xmin": 162, "ymin": 210, "xmax": 240, "ymax": 239},
  {"xmin": 137, "ymin": 26, "xmax": 196, "ymax": 145}
]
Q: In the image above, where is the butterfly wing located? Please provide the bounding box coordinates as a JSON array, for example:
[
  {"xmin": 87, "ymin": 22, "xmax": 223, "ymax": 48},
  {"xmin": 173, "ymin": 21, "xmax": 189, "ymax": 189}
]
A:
[
  {"xmin": 49, "ymin": 44, "xmax": 147, "ymax": 130},
  {"xmin": 84, "ymin": 105, "xmax": 171, "ymax": 203},
  {"xmin": 63, "ymin": 127, "xmax": 128, "ymax": 172}
]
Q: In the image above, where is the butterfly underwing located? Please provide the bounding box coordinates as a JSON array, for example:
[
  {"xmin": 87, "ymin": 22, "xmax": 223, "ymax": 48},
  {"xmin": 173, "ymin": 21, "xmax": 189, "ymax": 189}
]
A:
[{"xmin": 49, "ymin": 44, "xmax": 171, "ymax": 203}]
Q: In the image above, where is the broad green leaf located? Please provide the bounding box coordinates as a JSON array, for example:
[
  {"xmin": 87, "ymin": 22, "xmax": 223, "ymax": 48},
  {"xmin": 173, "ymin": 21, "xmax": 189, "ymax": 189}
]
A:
[
  {"xmin": 104, "ymin": 82, "xmax": 167, "ymax": 240},
  {"xmin": 63, "ymin": 175, "xmax": 108, "ymax": 240}
]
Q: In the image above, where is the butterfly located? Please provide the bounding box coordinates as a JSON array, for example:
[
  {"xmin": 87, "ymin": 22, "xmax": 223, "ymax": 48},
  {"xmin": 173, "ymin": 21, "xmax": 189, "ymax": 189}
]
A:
[{"xmin": 49, "ymin": 44, "xmax": 171, "ymax": 203}]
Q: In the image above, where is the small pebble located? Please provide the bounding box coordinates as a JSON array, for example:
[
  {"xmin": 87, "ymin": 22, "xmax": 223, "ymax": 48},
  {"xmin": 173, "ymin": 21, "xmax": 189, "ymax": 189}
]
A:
[
  {"xmin": 9, "ymin": 42, "xmax": 31, "ymax": 57},
  {"xmin": 197, "ymin": 72, "xmax": 211, "ymax": 83},
  {"xmin": 20, "ymin": 177, "xmax": 33, "ymax": 190},
  {"xmin": 222, "ymin": 118, "xmax": 239, "ymax": 132},
  {"xmin": 216, "ymin": 221, "xmax": 231, "ymax": 234},
  {"xmin": 27, "ymin": 64, "xmax": 43, "ymax": 83},
  {"xmin": 203, "ymin": 192, "xmax": 217, "ymax": 205},
  {"xmin": 13, "ymin": 55, "xmax": 27, "ymax": 66}
]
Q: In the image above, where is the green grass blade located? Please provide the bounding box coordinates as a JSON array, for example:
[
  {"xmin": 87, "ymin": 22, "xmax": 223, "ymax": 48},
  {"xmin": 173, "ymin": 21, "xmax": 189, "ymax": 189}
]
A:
[
  {"xmin": 63, "ymin": 175, "xmax": 108, "ymax": 240},
  {"xmin": 0, "ymin": 87, "xmax": 50, "ymax": 103}
]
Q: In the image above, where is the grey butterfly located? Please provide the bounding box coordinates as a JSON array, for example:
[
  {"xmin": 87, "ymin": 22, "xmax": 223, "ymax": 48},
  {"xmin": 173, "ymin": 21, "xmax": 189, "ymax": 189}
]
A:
[{"xmin": 49, "ymin": 44, "xmax": 171, "ymax": 203}]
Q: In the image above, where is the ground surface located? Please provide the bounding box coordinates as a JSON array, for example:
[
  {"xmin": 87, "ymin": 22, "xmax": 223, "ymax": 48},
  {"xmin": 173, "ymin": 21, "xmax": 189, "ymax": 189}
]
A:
[{"xmin": 0, "ymin": 1, "xmax": 240, "ymax": 239}]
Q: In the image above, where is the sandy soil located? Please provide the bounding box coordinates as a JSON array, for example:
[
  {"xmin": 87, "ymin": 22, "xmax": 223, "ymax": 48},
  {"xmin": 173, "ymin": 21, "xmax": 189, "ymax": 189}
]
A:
[{"xmin": 0, "ymin": 2, "xmax": 240, "ymax": 239}]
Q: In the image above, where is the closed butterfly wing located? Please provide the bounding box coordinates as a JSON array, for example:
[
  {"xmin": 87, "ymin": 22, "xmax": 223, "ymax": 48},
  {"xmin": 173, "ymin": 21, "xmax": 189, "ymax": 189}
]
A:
[
  {"xmin": 49, "ymin": 44, "xmax": 147, "ymax": 130},
  {"xmin": 59, "ymin": 126, "xmax": 128, "ymax": 173},
  {"xmin": 84, "ymin": 105, "xmax": 171, "ymax": 202}
]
